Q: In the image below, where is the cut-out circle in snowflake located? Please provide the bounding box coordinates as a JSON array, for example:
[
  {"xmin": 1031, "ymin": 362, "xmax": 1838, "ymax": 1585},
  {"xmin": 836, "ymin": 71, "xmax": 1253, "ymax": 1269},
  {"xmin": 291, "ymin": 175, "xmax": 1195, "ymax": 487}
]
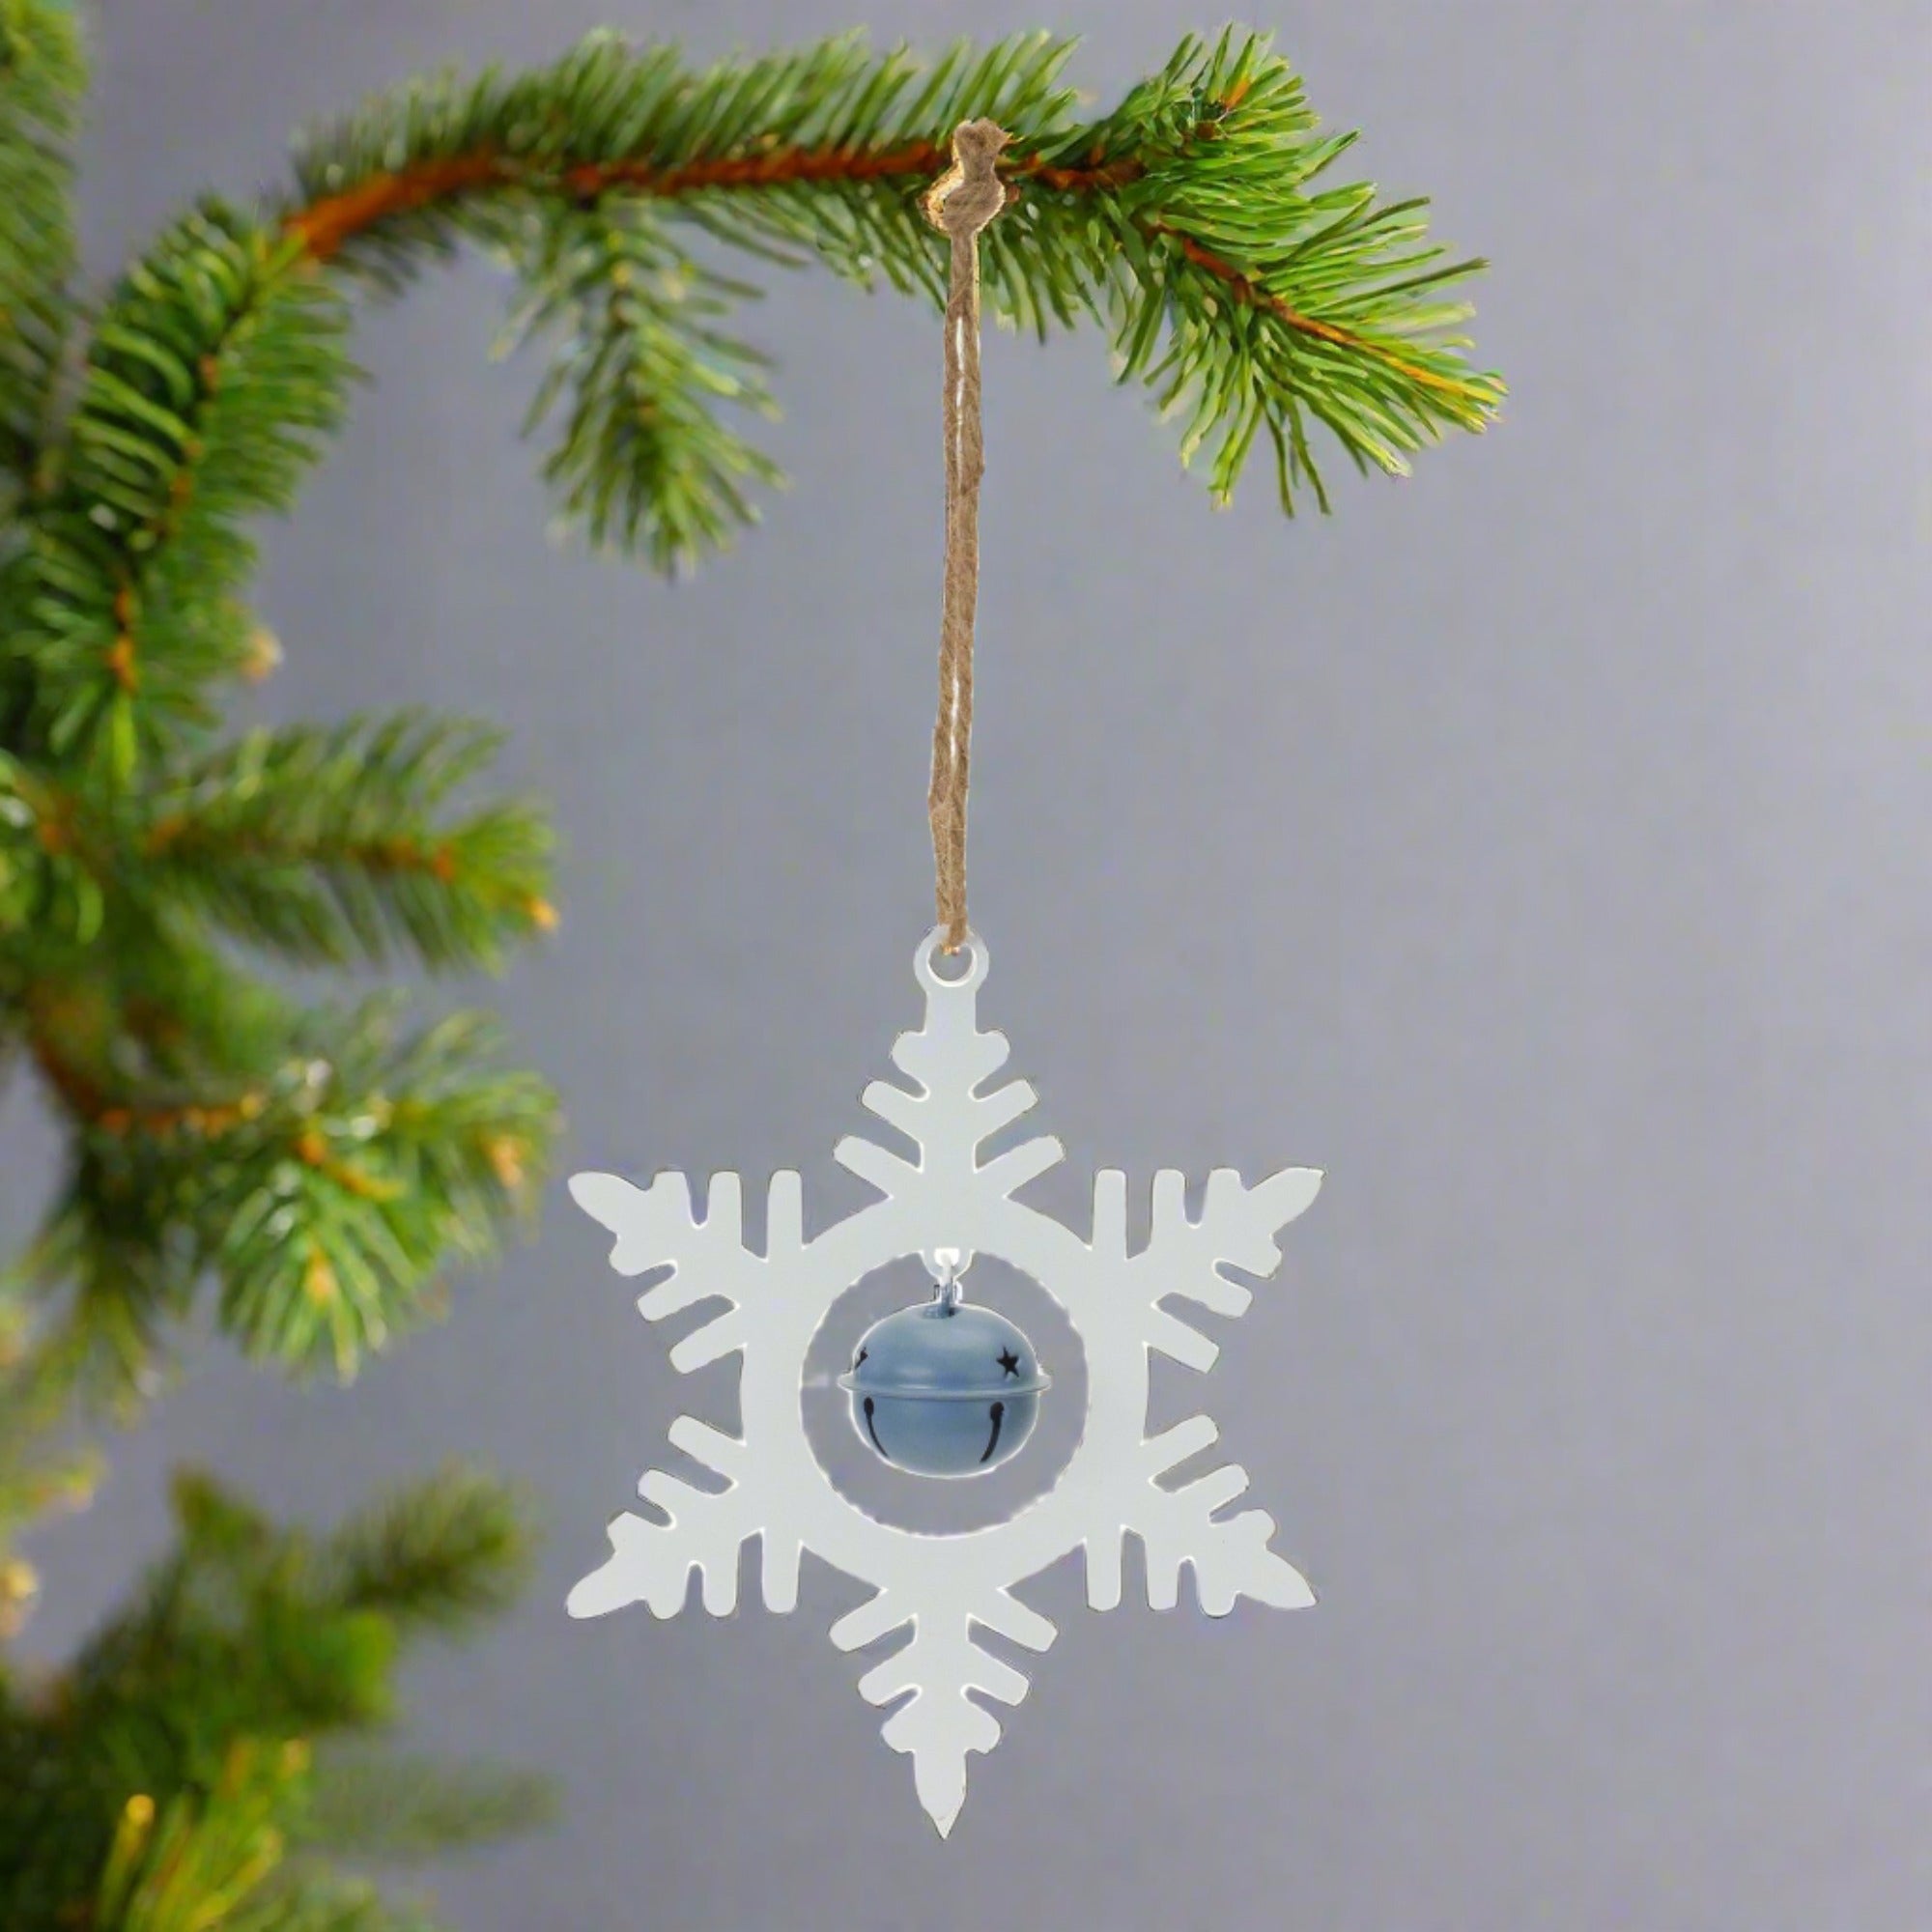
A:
[{"xmin": 568, "ymin": 927, "xmax": 1321, "ymax": 1835}]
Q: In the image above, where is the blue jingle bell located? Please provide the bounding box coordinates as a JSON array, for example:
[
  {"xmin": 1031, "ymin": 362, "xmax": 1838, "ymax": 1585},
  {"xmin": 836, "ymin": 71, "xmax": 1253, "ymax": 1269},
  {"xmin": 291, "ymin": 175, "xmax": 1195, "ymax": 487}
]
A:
[{"xmin": 838, "ymin": 1275, "xmax": 1049, "ymax": 1479}]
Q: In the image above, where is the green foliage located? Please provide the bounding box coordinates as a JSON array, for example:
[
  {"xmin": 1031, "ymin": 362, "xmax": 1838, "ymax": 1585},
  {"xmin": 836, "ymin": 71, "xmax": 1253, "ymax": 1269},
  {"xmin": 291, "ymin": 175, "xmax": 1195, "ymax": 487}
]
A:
[
  {"xmin": 18, "ymin": 205, "xmax": 354, "ymax": 781},
  {"xmin": 18, "ymin": 991, "xmax": 557, "ymax": 1394},
  {"xmin": 147, "ymin": 716, "xmax": 554, "ymax": 970},
  {"xmin": 280, "ymin": 26, "xmax": 1499, "ymax": 569},
  {"xmin": 298, "ymin": 1751, "xmax": 555, "ymax": 1862},
  {"xmin": 0, "ymin": 1468, "xmax": 541, "ymax": 1931},
  {"xmin": 0, "ymin": 0, "xmax": 81, "ymax": 506},
  {"xmin": 225, "ymin": 1874, "xmax": 452, "ymax": 1932},
  {"xmin": 322, "ymin": 1461, "xmax": 534, "ymax": 1635},
  {"xmin": 0, "ymin": 10, "xmax": 1501, "ymax": 1928},
  {"xmin": 506, "ymin": 203, "xmax": 783, "ymax": 568}
]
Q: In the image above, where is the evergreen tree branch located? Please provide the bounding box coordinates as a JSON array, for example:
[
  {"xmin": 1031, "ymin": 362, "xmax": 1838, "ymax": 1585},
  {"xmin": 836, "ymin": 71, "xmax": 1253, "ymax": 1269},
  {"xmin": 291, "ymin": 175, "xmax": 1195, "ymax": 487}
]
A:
[
  {"xmin": 0, "ymin": 1285, "xmax": 103, "ymax": 1634},
  {"xmin": 94, "ymin": 1742, "xmax": 302, "ymax": 1932},
  {"xmin": 230, "ymin": 1873, "xmax": 452, "ymax": 1932},
  {"xmin": 15, "ymin": 206, "xmax": 353, "ymax": 781},
  {"xmin": 0, "ymin": 1467, "xmax": 535, "ymax": 1932},
  {"xmin": 12, "ymin": 953, "xmax": 295, "ymax": 1402},
  {"xmin": 0, "ymin": 744, "xmax": 112, "ymax": 944},
  {"xmin": 297, "ymin": 1748, "xmax": 554, "ymax": 1861},
  {"xmin": 0, "ymin": 0, "xmax": 84, "ymax": 502},
  {"xmin": 203, "ymin": 1003, "xmax": 557, "ymax": 1380},
  {"xmin": 143, "ymin": 715, "xmax": 556, "ymax": 971},
  {"xmin": 268, "ymin": 27, "xmax": 1499, "ymax": 570},
  {"xmin": 322, "ymin": 1462, "xmax": 534, "ymax": 1636},
  {"xmin": 64, "ymin": 1467, "xmax": 528, "ymax": 1784},
  {"xmin": 17, "ymin": 975, "xmax": 556, "ymax": 1388},
  {"xmin": 503, "ymin": 201, "xmax": 783, "ymax": 568},
  {"xmin": 6, "ymin": 26, "xmax": 1499, "ymax": 911},
  {"xmin": 16, "ymin": 1145, "xmax": 206, "ymax": 1406},
  {"xmin": 67, "ymin": 1481, "xmax": 397, "ymax": 1789}
]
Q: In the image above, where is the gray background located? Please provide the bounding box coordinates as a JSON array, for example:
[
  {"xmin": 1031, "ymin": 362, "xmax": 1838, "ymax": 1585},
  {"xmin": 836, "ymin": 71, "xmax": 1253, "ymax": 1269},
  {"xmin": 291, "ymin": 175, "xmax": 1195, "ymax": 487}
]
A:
[{"xmin": 8, "ymin": 1, "xmax": 1930, "ymax": 1927}]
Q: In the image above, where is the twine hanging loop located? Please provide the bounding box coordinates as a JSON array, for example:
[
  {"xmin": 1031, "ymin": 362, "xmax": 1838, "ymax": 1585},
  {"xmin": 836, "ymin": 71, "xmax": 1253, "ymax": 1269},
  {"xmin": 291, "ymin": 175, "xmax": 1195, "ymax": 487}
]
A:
[{"xmin": 923, "ymin": 120, "xmax": 1011, "ymax": 952}]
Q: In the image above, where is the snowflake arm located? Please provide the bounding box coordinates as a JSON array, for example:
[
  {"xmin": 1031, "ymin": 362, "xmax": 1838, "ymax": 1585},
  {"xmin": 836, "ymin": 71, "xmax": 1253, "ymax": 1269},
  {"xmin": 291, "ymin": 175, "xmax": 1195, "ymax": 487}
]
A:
[
  {"xmin": 567, "ymin": 1170, "xmax": 810, "ymax": 1615},
  {"xmin": 835, "ymin": 941, "xmax": 1064, "ymax": 1217},
  {"xmin": 569, "ymin": 1167, "xmax": 805, "ymax": 1369},
  {"xmin": 1077, "ymin": 1167, "xmax": 1321, "ymax": 1613},
  {"xmin": 567, "ymin": 1418, "xmax": 763, "ymax": 1617},
  {"xmin": 830, "ymin": 1584, "xmax": 1057, "ymax": 1838},
  {"xmin": 1135, "ymin": 1164, "xmax": 1322, "ymax": 1370},
  {"xmin": 1123, "ymin": 1415, "xmax": 1314, "ymax": 1615}
]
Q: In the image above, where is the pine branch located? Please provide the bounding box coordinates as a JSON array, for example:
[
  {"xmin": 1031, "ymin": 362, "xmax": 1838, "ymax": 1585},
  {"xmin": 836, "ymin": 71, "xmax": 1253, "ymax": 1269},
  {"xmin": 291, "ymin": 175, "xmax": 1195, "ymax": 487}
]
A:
[
  {"xmin": 20, "ymin": 936, "xmax": 301, "ymax": 1130},
  {"xmin": 1, "ymin": 1467, "xmax": 540, "ymax": 1930},
  {"xmin": 55, "ymin": 1467, "xmax": 515, "ymax": 1804},
  {"xmin": 0, "ymin": 0, "xmax": 83, "ymax": 501},
  {"xmin": 17, "ymin": 973, "xmax": 556, "ymax": 1388},
  {"xmin": 67, "ymin": 1491, "xmax": 398, "ymax": 1791},
  {"xmin": 143, "ymin": 714, "xmax": 555, "ymax": 971},
  {"xmin": 14, "ymin": 950, "xmax": 304, "ymax": 1406},
  {"xmin": 202, "ymin": 1003, "xmax": 557, "ymax": 1379},
  {"xmin": 230, "ymin": 1873, "xmax": 451, "ymax": 1932},
  {"xmin": 16, "ymin": 1148, "xmax": 205, "ymax": 1406},
  {"xmin": 0, "ymin": 1286, "xmax": 103, "ymax": 1633},
  {"xmin": 297, "ymin": 1747, "xmax": 554, "ymax": 1861},
  {"xmin": 0, "ymin": 744, "xmax": 110, "ymax": 945},
  {"xmin": 270, "ymin": 28, "xmax": 1498, "ymax": 568},
  {"xmin": 504, "ymin": 201, "xmax": 782, "ymax": 567},
  {"xmin": 16, "ymin": 204, "xmax": 353, "ymax": 781},
  {"xmin": 322, "ymin": 1462, "xmax": 534, "ymax": 1636},
  {"xmin": 94, "ymin": 1742, "xmax": 303, "ymax": 1932}
]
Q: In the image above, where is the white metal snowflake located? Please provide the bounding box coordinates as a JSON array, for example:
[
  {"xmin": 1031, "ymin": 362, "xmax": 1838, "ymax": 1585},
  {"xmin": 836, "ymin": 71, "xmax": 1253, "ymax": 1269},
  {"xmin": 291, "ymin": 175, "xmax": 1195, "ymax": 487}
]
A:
[{"xmin": 568, "ymin": 928, "xmax": 1321, "ymax": 1834}]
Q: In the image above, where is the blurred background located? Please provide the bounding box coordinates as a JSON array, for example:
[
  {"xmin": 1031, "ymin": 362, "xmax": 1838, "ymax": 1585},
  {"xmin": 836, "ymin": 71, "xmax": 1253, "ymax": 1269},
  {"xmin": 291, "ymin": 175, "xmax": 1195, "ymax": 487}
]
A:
[{"xmin": 8, "ymin": 1, "xmax": 1930, "ymax": 1926}]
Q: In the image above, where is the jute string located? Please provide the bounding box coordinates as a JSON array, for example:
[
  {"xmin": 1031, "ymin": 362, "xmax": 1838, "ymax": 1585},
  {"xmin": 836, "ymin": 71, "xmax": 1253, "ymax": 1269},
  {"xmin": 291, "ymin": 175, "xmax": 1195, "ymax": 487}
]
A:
[{"xmin": 922, "ymin": 120, "xmax": 1011, "ymax": 952}]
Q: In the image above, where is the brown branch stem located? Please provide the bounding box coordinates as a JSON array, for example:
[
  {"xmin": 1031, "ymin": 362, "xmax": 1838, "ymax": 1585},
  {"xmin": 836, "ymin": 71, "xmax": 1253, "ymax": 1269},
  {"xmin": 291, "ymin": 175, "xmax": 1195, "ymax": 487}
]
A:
[
  {"xmin": 280, "ymin": 129, "xmax": 1478, "ymax": 397},
  {"xmin": 1152, "ymin": 224, "xmax": 1493, "ymax": 404},
  {"xmin": 142, "ymin": 822, "xmax": 557, "ymax": 927},
  {"xmin": 26, "ymin": 1026, "xmax": 265, "ymax": 1142},
  {"xmin": 284, "ymin": 139, "xmax": 1142, "ymax": 260}
]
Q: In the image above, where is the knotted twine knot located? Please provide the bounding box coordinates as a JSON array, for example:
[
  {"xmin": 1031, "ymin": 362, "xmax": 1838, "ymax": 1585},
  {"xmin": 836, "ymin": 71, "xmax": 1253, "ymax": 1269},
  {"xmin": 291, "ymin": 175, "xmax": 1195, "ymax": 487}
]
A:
[
  {"xmin": 922, "ymin": 120, "xmax": 1012, "ymax": 953},
  {"xmin": 922, "ymin": 119, "xmax": 1013, "ymax": 238}
]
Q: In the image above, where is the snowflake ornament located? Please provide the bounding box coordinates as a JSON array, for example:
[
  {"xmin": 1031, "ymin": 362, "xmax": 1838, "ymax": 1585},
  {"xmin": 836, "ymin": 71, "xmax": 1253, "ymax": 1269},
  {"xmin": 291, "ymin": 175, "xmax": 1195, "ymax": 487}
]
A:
[{"xmin": 568, "ymin": 928, "xmax": 1321, "ymax": 1834}]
